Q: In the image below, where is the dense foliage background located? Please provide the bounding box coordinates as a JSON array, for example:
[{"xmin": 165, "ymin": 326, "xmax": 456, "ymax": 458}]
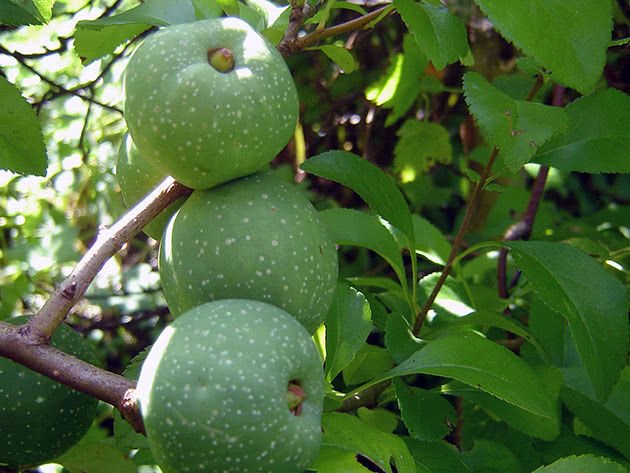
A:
[{"xmin": 1, "ymin": 0, "xmax": 630, "ymax": 472}]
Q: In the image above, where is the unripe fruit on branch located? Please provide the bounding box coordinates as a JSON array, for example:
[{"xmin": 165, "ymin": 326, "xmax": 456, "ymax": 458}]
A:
[
  {"xmin": 123, "ymin": 17, "xmax": 299, "ymax": 190},
  {"xmin": 115, "ymin": 133, "xmax": 186, "ymax": 240},
  {"xmin": 137, "ymin": 299, "xmax": 324, "ymax": 473},
  {"xmin": 158, "ymin": 170, "xmax": 338, "ymax": 334},
  {"xmin": 0, "ymin": 317, "xmax": 100, "ymax": 468}
]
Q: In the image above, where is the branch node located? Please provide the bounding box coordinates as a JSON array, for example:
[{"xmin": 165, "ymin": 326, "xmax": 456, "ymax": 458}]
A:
[
  {"xmin": 121, "ymin": 388, "xmax": 146, "ymax": 435},
  {"xmin": 62, "ymin": 281, "xmax": 77, "ymax": 300}
]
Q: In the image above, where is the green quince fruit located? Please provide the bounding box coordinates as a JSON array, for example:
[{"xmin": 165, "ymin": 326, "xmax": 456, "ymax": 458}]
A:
[
  {"xmin": 158, "ymin": 170, "xmax": 338, "ymax": 334},
  {"xmin": 137, "ymin": 299, "xmax": 324, "ymax": 473},
  {"xmin": 123, "ymin": 16, "xmax": 299, "ymax": 190},
  {"xmin": 115, "ymin": 133, "xmax": 187, "ymax": 240},
  {"xmin": 0, "ymin": 316, "xmax": 100, "ymax": 468}
]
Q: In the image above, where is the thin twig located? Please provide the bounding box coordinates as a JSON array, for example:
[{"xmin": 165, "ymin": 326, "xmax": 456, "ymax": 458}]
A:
[
  {"xmin": 413, "ymin": 147, "xmax": 500, "ymax": 336},
  {"xmin": 412, "ymin": 75, "xmax": 546, "ymax": 336},
  {"xmin": 497, "ymin": 81, "xmax": 563, "ymax": 300},
  {"xmin": 277, "ymin": 5, "xmax": 392, "ymax": 57}
]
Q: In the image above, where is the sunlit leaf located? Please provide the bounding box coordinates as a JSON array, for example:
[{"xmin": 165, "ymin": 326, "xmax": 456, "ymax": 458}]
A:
[
  {"xmin": 0, "ymin": 0, "xmax": 52, "ymax": 25},
  {"xmin": 0, "ymin": 76, "xmax": 47, "ymax": 176},
  {"xmin": 74, "ymin": 0, "xmax": 198, "ymax": 64},
  {"xmin": 474, "ymin": 0, "xmax": 611, "ymax": 94}
]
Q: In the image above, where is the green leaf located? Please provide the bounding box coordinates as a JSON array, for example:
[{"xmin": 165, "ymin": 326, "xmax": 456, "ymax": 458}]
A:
[
  {"xmin": 309, "ymin": 45, "xmax": 356, "ymax": 73},
  {"xmin": 319, "ymin": 208, "xmax": 407, "ymax": 288},
  {"xmin": 365, "ymin": 35, "xmax": 428, "ymax": 126},
  {"xmin": 302, "ymin": 151, "xmax": 414, "ymax": 244},
  {"xmin": 74, "ymin": 0, "xmax": 198, "ymax": 64},
  {"xmin": 474, "ymin": 0, "xmax": 612, "ymax": 94},
  {"xmin": 561, "ymin": 366, "xmax": 630, "ymax": 459},
  {"xmin": 412, "ymin": 215, "xmax": 451, "ymax": 266},
  {"xmin": 394, "ymin": 0, "xmax": 471, "ymax": 70},
  {"xmin": 442, "ymin": 378, "xmax": 561, "ymax": 441},
  {"xmin": 461, "ymin": 439, "xmax": 525, "ymax": 473},
  {"xmin": 242, "ymin": 0, "xmax": 287, "ymax": 29},
  {"xmin": 463, "ymin": 72, "xmax": 568, "ymax": 171},
  {"xmin": 325, "ymin": 283, "xmax": 373, "ymax": 382},
  {"xmin": 311, "ymin": 412, "xmax": 416, "ymax": 473},
  {"xmin": 55, "ymin": 443, "xmax": 137, "ymax": 473},
  {"xmin": 531, "ymin": 454, "xmax": 627, "ymax": 473},
  {"xmin": 358, "ymin": 332, "xmax": 557, "ymax": 425},
  {"xmin": 528, "ymin": 296, "xmax": 566, "ymax": 366},
  {"xmin": 394, "ymin": 378, "xmax": 457, "ymax": 440},
  {"xmin": 0, "ymin": 0, "xmax": 52, "ymax": 25},
  {"xmin": 385, "ymin": 311, "xmax": 426, "ymax": 364},
  {"xmin": 404, "ymin": 437, "xmax": 473, "ymax": 472},
  {"xmin": 505, "ymin": 241, "xmax": 630, "ymax": 401},
  {"xmin": 0, "ymin": 76, "xmax": 47, "ymax": 176},
  {"xmin": 442, "ymin": 310, "xmax": 547, "ymax": 361},
  {"xmin": 343, "ymin": 344, "xmax": 392, "ymax": 386},
  {"xmin": 192, "ymin": 0, "xmax": 223, "ymax": 19},
  {"xmin": 394, "ymin": 120, "xmax": 453, "ymax": 181},
  {"xmin": 356, "ymin": 407, "xmax": 399, "ymax": 433},
  {"xmin": 534, "ymin": 88, "xmax": 630, "ymax": 174}
]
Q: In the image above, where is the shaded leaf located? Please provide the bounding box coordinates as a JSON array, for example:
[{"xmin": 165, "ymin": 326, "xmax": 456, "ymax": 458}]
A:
[
  {"xmin": 343, "ymin": 344, "xmax": 392, "ymax": 386},
  {"xmin": 385, "ymin": 311, "xmax": 426, "ymax": 364},
  {"xmin": 55, "ymin": 443, "xmax": 137, "ymax": 473},
  {"xmin": 394, "ymin": 378, "xmax": 457, "ymax": 440},
  {"xmin": 404, "ymin": 437, "xmax": 473, "ymax": 473},
  {"xmin": 534, "ymin": 88, "xmax": 630, "ymax": 174},
  {"xmin": 359, "ymin": 332, "xmax": 556, "ymax": 425},
  {"xmin": 394, "ymin": 120, "xmax": 452, "ymax": 181},
  {"xmin": 461, "ymin": 439, "xmax": 525, "ymax": 473},
  {"xmin": 310, "ymin": 45, "xmax": 356, "ymax": 73},
  {"xmin": 505, "ymin": 241, "xmax": 630, "ymax": 401},
  {"xmin": 394, "ymin": 0, "xmax": 471, "ymax": 70},
  {"xmin": 325, "ymin": 283, "xmax": 373, "ymax": 382},
  {"xmin": 320, "ymin": 208, "xmax": 406, "ymax": 288},
  {"xmin": 302, "ymin": 151, "xmax": 414, "ymax": 244},
  {"xmin": 474, "ymin": 0, "xmax": 612, "ymax": 94},
  {"xmin": 561, "ymin": 366, "xmax": 630, "ymax": 459},
  {"xmin": 442, "ymin": 378, "xmax": 561, "ymax": 441},
  {"xmin": 356, "ymin": 407, "xmax": 399, "ymax": 434},
  {"xmin": 310, "ymin": 412, "xmax": 416, "ymax": 473},
  {"xmin": 0, "ymin": 76, "xmax": 47, "ymax": 176}
]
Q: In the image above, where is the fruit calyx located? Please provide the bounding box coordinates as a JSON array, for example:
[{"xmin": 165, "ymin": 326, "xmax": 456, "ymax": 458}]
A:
[
  {"xmin": 287, "ymin": 380, "xmax": 306, "ymax": 416},
  {"xmin": 208, "ymin": 47, "xmax": 234, "ymax": 72}
]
